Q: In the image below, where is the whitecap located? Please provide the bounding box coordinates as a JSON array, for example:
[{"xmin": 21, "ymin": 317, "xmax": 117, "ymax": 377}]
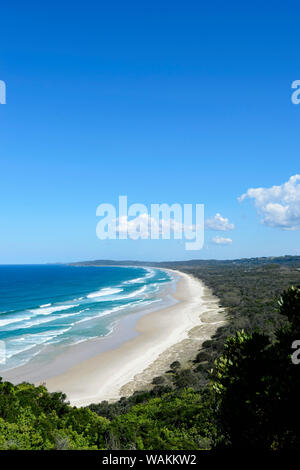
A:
[
  {"xmin": 29, "ymin": 304, "xmax": 79, "ymax": 316},
  {"xmin": 114, "ymin": 285, "xmax": 147, "ymax": 300},
  {"xmin": 0, "ymin": 315, "xmax": 31, "ymax": 327},
  {"xmin": 5, "ymin": 328, "xmax": 72, "ymax": 359},
  {"xmin": 86, "ymin": 288, "xmax": 123, "ymax": 299},
  {"xmin": 123, "ymin": 268, "xmax": 156, "ymax": 285}
]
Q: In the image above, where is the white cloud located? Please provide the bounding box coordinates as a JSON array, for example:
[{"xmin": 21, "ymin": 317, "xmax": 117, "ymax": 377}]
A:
[
  {"xmin": 239, "ymin": 174, "xmax": 300, "ymax": 230},
  {"xmin": 115, "ymin": 213, "xmax": 195, "ymax": 239},
  {"xmin": 116, "ymin": 214, "xmax": 152, "ymax": 239},
  {"xmin": 205, "ymin": 213, "xmax": 235, "ymax": 231},
  {"xmin": 212, "ymin": 235, "xmax": 232, "ymax": 245}
]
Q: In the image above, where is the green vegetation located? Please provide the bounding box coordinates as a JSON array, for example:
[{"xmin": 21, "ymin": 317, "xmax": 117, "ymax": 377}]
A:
[
  {"xmin": 0, "ymin": 382, "xmax": 109, "ymax": 449},
  {"xmin": 212, "ymin": 285, "xmax": 300, "ymax": 449},
  {"xmin": 1, "ymin": 259, "xmax": 300, "ymax": 449}
]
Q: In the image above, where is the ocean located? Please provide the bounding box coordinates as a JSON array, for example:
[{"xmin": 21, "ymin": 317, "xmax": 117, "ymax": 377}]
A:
[{"xmin": 0, "ymin": 265, "xmax": 175, "ymax": 372}]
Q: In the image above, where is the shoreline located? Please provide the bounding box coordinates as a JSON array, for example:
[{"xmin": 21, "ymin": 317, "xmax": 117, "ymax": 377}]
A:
[
  {"xmin": 120, "ymin": 270, "xmax": 227, "ymax": 398},
  {"xmin": 2, "ymin": 269, "xmax": 226, "ymax": 406}
]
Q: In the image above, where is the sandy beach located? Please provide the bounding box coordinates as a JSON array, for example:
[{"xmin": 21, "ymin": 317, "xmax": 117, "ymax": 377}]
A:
[
  {"xmin": 2, "ymin": 269, "xmax": 226, "ymax": 406},
  {"xmin": 45, "ymin": 269, "xmax": 226, "ymax": 406}
]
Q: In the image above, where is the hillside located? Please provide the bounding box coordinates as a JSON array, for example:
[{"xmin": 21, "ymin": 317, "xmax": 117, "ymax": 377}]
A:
[{"xmin": 69, "ymin": 255, "xmax": 300, "ymax": 268}]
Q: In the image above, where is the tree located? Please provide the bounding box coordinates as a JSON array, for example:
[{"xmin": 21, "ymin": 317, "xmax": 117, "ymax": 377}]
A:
[{"xmin": 212, "ymin": 286, "xmax": 300, "ymax": 449}]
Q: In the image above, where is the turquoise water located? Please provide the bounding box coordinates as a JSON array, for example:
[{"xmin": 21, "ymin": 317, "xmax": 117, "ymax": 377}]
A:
[{"xmin": 0, "ymin": 265, "xmax": 174, "ymax": 371}]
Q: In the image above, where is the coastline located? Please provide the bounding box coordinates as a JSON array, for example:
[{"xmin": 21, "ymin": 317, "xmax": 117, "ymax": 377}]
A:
[
  {"xmin": 2, "ymin": 269, "xmax": 226, "ymax": 406},
  {"xmin": 45, "ymin": 269, "xmax": 226, "ymax": 406},
  {"xmin": 120, "ymin": 269, "xmax": 227, "ymax": 398}
]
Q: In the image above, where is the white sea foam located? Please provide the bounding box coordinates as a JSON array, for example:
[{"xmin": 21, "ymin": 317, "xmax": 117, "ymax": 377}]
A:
[
  {"xmin": 0, "ymin": 315, "xmax": 31, "ymax": 327},
  {"xmin": 29, "ymin": 304, "xmax": 79, "ymax": 316},
  {"xmin": 5, "ymin": 328, "xmax": 72, "ymax": 359},
  {"xmin": 0, "ymin": 309, "xmax": 15, "ymax": 315},
  {"xmin": 114, "ymin": 285, "xmax": 148, "ymax": 300},
  {"xmin": 123, "ymin": 268, "xmax": 156, "ymax": 285},
  {"xmin": 74, "ymin": 296, "xmax": 160, "ymax": 326},
  {"xmin": 75, "ymin": 308, "xmax": 116, "ymax": 324},
  {"xmin": 19, "ymin": 309, "xmax": 89, "ymax": 329},
  {"xmin": 87, "ymin": 288, "xmax": 123, "ymax": 299},
  {"xmin": 123, "ymin": 277, "xmax": 145, "ymax": 284},
  {"xmin": 75, "ymin": 301, "xmax": 137, "ymax": 325}
]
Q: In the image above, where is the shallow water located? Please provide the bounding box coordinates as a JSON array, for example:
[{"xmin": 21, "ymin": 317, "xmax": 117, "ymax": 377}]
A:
[{"xmin": 0, "ymin": 265, "xmax": 173, "ymax": 371}]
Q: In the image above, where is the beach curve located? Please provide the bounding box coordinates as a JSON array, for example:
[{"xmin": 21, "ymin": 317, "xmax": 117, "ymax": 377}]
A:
[{"xmin": 42, "ymin": 269, "xmax": 226, "ymax": 406}]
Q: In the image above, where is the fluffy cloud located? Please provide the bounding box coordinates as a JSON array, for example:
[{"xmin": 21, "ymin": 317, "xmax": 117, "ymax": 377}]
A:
[
  {"xmin": 116, "ymin": 214, "xmax": 152, "ymax": 239},
  {"xmin": 115, "ymin": 214, "xmax": 194, "ymax": 239},
  {"xmin": 239, "ymin": 174, "xmax": 300, "ymax": 230},
  {"xmin": 212, "ymin": 235, "xmax": 232, "ymax": 245},
  {"xmin": 205, "ymin": 213, "xmax": 235, "ymax": 231}
]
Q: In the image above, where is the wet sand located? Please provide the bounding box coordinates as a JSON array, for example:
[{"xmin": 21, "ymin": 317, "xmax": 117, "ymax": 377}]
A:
[{"xmin": 2, "ymin": 269, "xmax": 226, "ymax": 406}]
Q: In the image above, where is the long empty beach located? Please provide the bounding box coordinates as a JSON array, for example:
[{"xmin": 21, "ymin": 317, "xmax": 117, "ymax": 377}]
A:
[{"xmin": 2, "ymin": 269, "xmax": 226, "ymax": 406}]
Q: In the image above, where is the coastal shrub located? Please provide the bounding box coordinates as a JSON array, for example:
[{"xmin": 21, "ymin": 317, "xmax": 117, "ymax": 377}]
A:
[
  {"xmin": 0, "ymin": 378, "xmax": 109, "ymax": 449},
  {"xmin": 109, "ymin": 389, "xmax": 215, "ymax": 450},
  {"xmin": 169, "ymin": 361, "xmax": 181, "ymax": 371},
  {"xmin": 212, "ymin": 287, "xmax": 300, "ymax": 449},
  {"xmin": 194, "ymin": 351, "xmax": 211, "ymax": 363},
  {"xmin": 152, "ymin": 376, "xmax": 165, "ymax": 385},
  {"xmin": 172, "ymin": 369, "xmax": 199, "ymax": 389},
  {"xmin": 151, "ymin": 384, "xmax": 173, "ymax": 395}
]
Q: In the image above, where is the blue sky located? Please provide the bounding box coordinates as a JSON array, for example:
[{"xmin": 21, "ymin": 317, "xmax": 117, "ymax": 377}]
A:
[{"xmin": 0, "ymin": 1, "xmax": 300, "ymax": 263}]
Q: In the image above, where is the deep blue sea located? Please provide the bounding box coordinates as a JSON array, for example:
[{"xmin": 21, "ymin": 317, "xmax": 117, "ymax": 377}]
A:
[{"xmin": 0, "ymin": 265, "xmax": 173, "ymax": 371}]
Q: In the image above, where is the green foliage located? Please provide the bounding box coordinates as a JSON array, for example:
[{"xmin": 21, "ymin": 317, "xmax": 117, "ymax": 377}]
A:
[
  {"xmin": 152, "ymin": 376, "xmax": 165, "ymax": 385},
  {"xmin": 109, "ymin": 389, "xmax": 214, "ymax": 450},
  {"xmin": 212, "ymin": 286, "xmax": 300, "ymax": 449},
  {"xmin": 0, "ymin": 380, "xmax": 109, "ymax": 449},
  {"xmin": 169, "ymin": 361, "xmax": 181, "ymax": 372},
  {"xmin": 278, "ymin": 285, "xmax": 300, "ymax": 325}
]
